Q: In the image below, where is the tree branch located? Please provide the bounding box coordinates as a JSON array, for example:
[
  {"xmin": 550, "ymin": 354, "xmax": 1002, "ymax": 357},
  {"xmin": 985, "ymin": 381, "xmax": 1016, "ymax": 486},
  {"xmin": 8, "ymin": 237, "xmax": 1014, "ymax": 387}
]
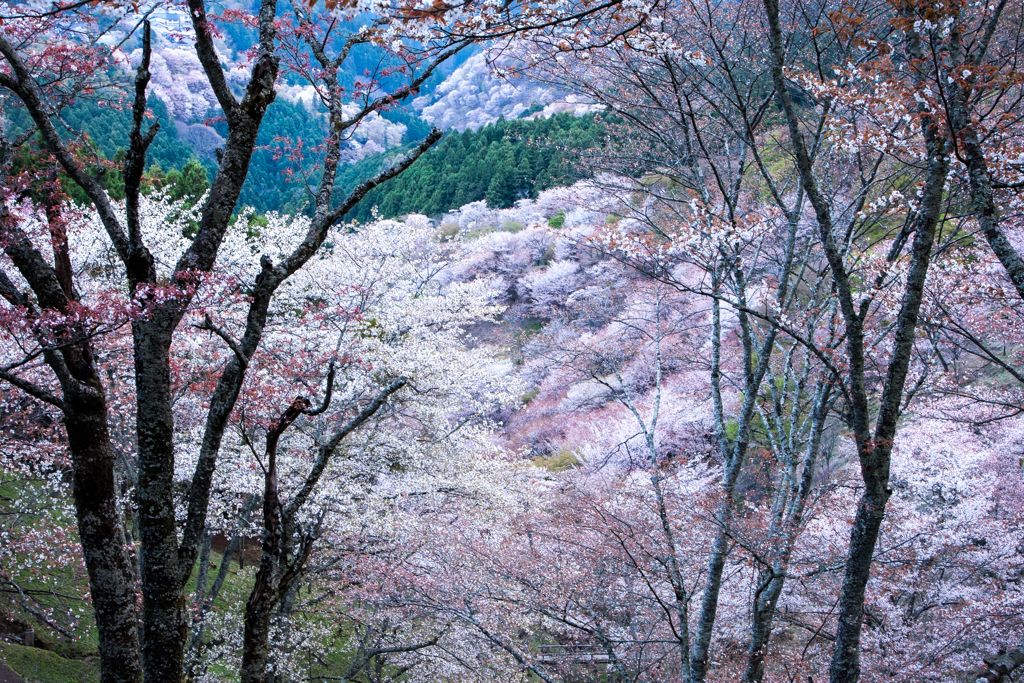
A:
[
  {"xmin": 124, "ymin": 20, "xmax": 159, "ymax": 289},
  {"xmin": 304, "ymin": 362, "xmax": 336, "ymax": 416},
  {"xmin": 194, "ymin": 314, "xmax": 248, "ymax": 368},
  {"xmin": 0, "ymin": 35, "xmax": 130, "ymax": 263},
  {"xmin": 0, "ymin": 368, "xmax": 64, "ymax": 410},
  {"xmin": 283, "ymin": 379, "xmax": 406, "ymax": 521},
  {"xmin": 186, "ymin": 0, "xmax": 241, "ymax": 125}
]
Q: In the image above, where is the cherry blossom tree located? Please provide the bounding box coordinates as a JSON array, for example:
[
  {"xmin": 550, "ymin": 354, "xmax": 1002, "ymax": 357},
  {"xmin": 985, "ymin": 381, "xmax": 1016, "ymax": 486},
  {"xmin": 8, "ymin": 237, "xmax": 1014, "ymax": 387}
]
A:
[
  {"xmin": 0, "ymin": 0, "xmax": 647, "ymax": 679},
  {"xmin": 507, "ymin": 0, "xmax": 988, "ymax": 677}
]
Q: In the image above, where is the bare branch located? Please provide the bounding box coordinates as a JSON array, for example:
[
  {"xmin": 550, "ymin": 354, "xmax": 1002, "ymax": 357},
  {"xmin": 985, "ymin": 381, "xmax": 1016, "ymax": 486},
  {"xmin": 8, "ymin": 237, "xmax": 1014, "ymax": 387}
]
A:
[
  {"xmin": 194, "ymin": 314, "xmax": 248, "ymax": 368},
  {"xmin": 0, "ymin": 368, "xmax": 64, "ymax": 410}
]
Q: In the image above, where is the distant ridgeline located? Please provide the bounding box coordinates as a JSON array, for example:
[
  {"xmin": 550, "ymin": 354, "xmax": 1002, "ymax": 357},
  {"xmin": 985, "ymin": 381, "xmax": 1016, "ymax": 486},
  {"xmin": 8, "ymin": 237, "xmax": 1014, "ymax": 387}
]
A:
[{"xmin": 335, "ymin": 112, "xmax": 609, "ymax": 222}]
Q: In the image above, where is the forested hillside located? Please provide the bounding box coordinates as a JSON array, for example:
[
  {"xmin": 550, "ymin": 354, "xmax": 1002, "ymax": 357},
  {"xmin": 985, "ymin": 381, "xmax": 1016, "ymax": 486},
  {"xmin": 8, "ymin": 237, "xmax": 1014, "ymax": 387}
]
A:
[
  {"xmin": 6, "ymin": 96, "xmax": 200, "ymax": 182},
  {"xmin": 12, "ymin": 92, "xmax": 599, "ymax": 220},
  {"xmin": 339, "ymin": 112, "xmax": 608, "ymax": 221},
  {"xmin": 3, "ymin": 2, "xmax": 1024, "ymax": 683}
]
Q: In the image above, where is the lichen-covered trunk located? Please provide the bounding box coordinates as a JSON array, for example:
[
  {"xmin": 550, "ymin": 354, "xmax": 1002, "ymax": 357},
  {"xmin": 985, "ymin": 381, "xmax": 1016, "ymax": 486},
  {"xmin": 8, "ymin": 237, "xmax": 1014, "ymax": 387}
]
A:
[
  {"xmin": 742, "ymin": 384, "xmax": 832, "ymax": 683},
  {"xmin": 238, "ymin": 398, "xmax": 300, "ymax": 683},
  {"xmin": 133, "ymin": 321, "xmax": 188, "ymax": 683},
  {"xmin": 948, "ymin": 92, "xmax": 1024, "ymax": 301},
  {"xmin": 692, "ymin": 305, "xmax": 778, "ymax": 682},
  {"xmin": 2, "ymin": 197, "xmax": 145, "ymax": 683},
  {"xmin": 828, "ymin": 131, "xmax": 948, "ymax": 683},
  {"xmin": 65, "ymin": 391, "xmax": 144, "ymax": 683},
  {"xmin": 828, "ymin": 487, "xmax": 888, "ymax": 682},
  {"xmin": 239, "ymin": 578, "xmax": 278, "ymax": 683},
  {"xmin": 689, "ymin": 443, "xmax": 745, "ymax": 683},
  {"xmin": 742, "ymin": 570, "xmax": 786, "ymax": 683},
  {"xmin": 761, "ymin": 0, "xmax": 949, "ymax": 677},
  {"xmin": 129, "ymin": 25, "xmax": 280, "ymax": 683}
]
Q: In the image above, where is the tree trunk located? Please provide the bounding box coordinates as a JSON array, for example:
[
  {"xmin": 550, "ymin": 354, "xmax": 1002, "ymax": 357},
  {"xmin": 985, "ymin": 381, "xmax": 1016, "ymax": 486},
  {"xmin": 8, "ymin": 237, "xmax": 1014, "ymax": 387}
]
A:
[
  {"xmin": 134, "ymin": 321, "xmax": 189, "ymax": 683},
  {"xmin": 1, "ymin": 201, "xmax": 144, "ymax": 683},
  {"xmin": 977, "ymin": 636, "xmax": 1024, "ymax": 682},
  {"xmin": 948, "ymin": 90, "xmax": 1024, "ymax": 300},
  {"xmin": 692, "ymin": 295, "xmax": 778, "ymax": 683},
  {"xmin": 742, "ymin": 383, "xmax": 831, "ymax": 683},
  {"xmin": 689, "ymin": 443, "xmax": 745, "ymax": 683},
  {"xmin": 743, "ymin": 570, "xmax": 785, "ymax": 683},
  {"xmin": 829, "ymin": 128, "xmax": 948, "ymax": 683},
  {"xmin": 827, "ymin": 488, "xmax": 888, "ymax": 683},
  {"xmin": 240, "ymin": 582, "xmax": 278, "ymax": 683},
  {"xmin": 239, "ymin": 398, "xmax": 304, "ymax": 683},
  {"xmin": 65, "ymin": 391, "xmax": 145, "ymax": 683},
  {"xmin": 761, "ymin": 0, "xmax": 949, "ymax": 678}
]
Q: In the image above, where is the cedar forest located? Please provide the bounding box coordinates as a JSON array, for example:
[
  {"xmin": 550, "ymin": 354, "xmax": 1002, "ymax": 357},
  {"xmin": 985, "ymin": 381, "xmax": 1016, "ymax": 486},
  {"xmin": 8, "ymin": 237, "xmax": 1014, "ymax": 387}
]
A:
[{"xmin": 0, "ymin": 0, "xmax": 1022, "ymax": 682}]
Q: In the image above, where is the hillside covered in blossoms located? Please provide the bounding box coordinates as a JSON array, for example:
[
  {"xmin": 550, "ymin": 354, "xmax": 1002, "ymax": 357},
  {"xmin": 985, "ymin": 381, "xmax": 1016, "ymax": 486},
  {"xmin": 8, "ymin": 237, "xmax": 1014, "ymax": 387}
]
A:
[{"xmin": 1, "ymin": 1, "xmax": 1024, "ymax": 683}]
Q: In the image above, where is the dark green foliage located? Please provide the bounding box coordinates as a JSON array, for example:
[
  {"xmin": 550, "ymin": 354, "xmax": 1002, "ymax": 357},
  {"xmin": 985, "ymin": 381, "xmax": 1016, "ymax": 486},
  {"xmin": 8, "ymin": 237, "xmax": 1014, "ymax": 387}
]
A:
[
  {"xmin": 166, "ymin": 159, "xmax": 209, "ymax": 205},
  {"xmin": 518, "ymin": 102, "xmax": 545, "ymax": 118},
  {"xmin": 211, "ymin": 96, "xmax": 328, "ymax": 215},
  {"xmin": 339, "ymin": 112, "xmax": 607, "ymax": 222},
  {"xmin": 6, "ymin": 84, "xmax": 604, "ymax": 222},
  {"xmin": 7, "ymin": 94, "xmax": 325, "ymax": 215},
  {"xmin": 5, "ymin": 96, "xmax": 200, "ymax": 205},
  {"xmin": 57, "ymin": 96, "xmax": 196, "ymax": 173}
]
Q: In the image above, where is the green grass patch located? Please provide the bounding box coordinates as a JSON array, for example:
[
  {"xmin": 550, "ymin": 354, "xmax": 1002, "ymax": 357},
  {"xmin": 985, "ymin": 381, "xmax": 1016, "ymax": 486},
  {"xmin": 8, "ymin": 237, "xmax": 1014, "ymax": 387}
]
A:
[
  {"xmin": 520, "ymin": 387, "xmax": 540, "ymax": 405},
  {"xmin": 0, "ymin": 642, "xmax": 98, "ymax": 683},
  {"xmin": 0, "ymin": 478, "xmax": 97, "ymax": 653},
  {"xmin": 532, "ymin": 448, "xmax": 581, "ymax": 472},
  {"xmin": 465, "ymin": 225, "xmax": 496, "ymax": 240}
]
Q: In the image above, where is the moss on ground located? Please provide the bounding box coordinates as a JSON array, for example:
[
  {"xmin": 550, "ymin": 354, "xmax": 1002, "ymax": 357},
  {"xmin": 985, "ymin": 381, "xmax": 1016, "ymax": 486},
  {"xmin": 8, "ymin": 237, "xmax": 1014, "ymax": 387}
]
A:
[
  {"xmin": 0, "ymin": 642, "xmax": 98, "ymax": 683},
  {"xmin": 533, "ymin": 448, "xmax": 581, "ymax": 472}
]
